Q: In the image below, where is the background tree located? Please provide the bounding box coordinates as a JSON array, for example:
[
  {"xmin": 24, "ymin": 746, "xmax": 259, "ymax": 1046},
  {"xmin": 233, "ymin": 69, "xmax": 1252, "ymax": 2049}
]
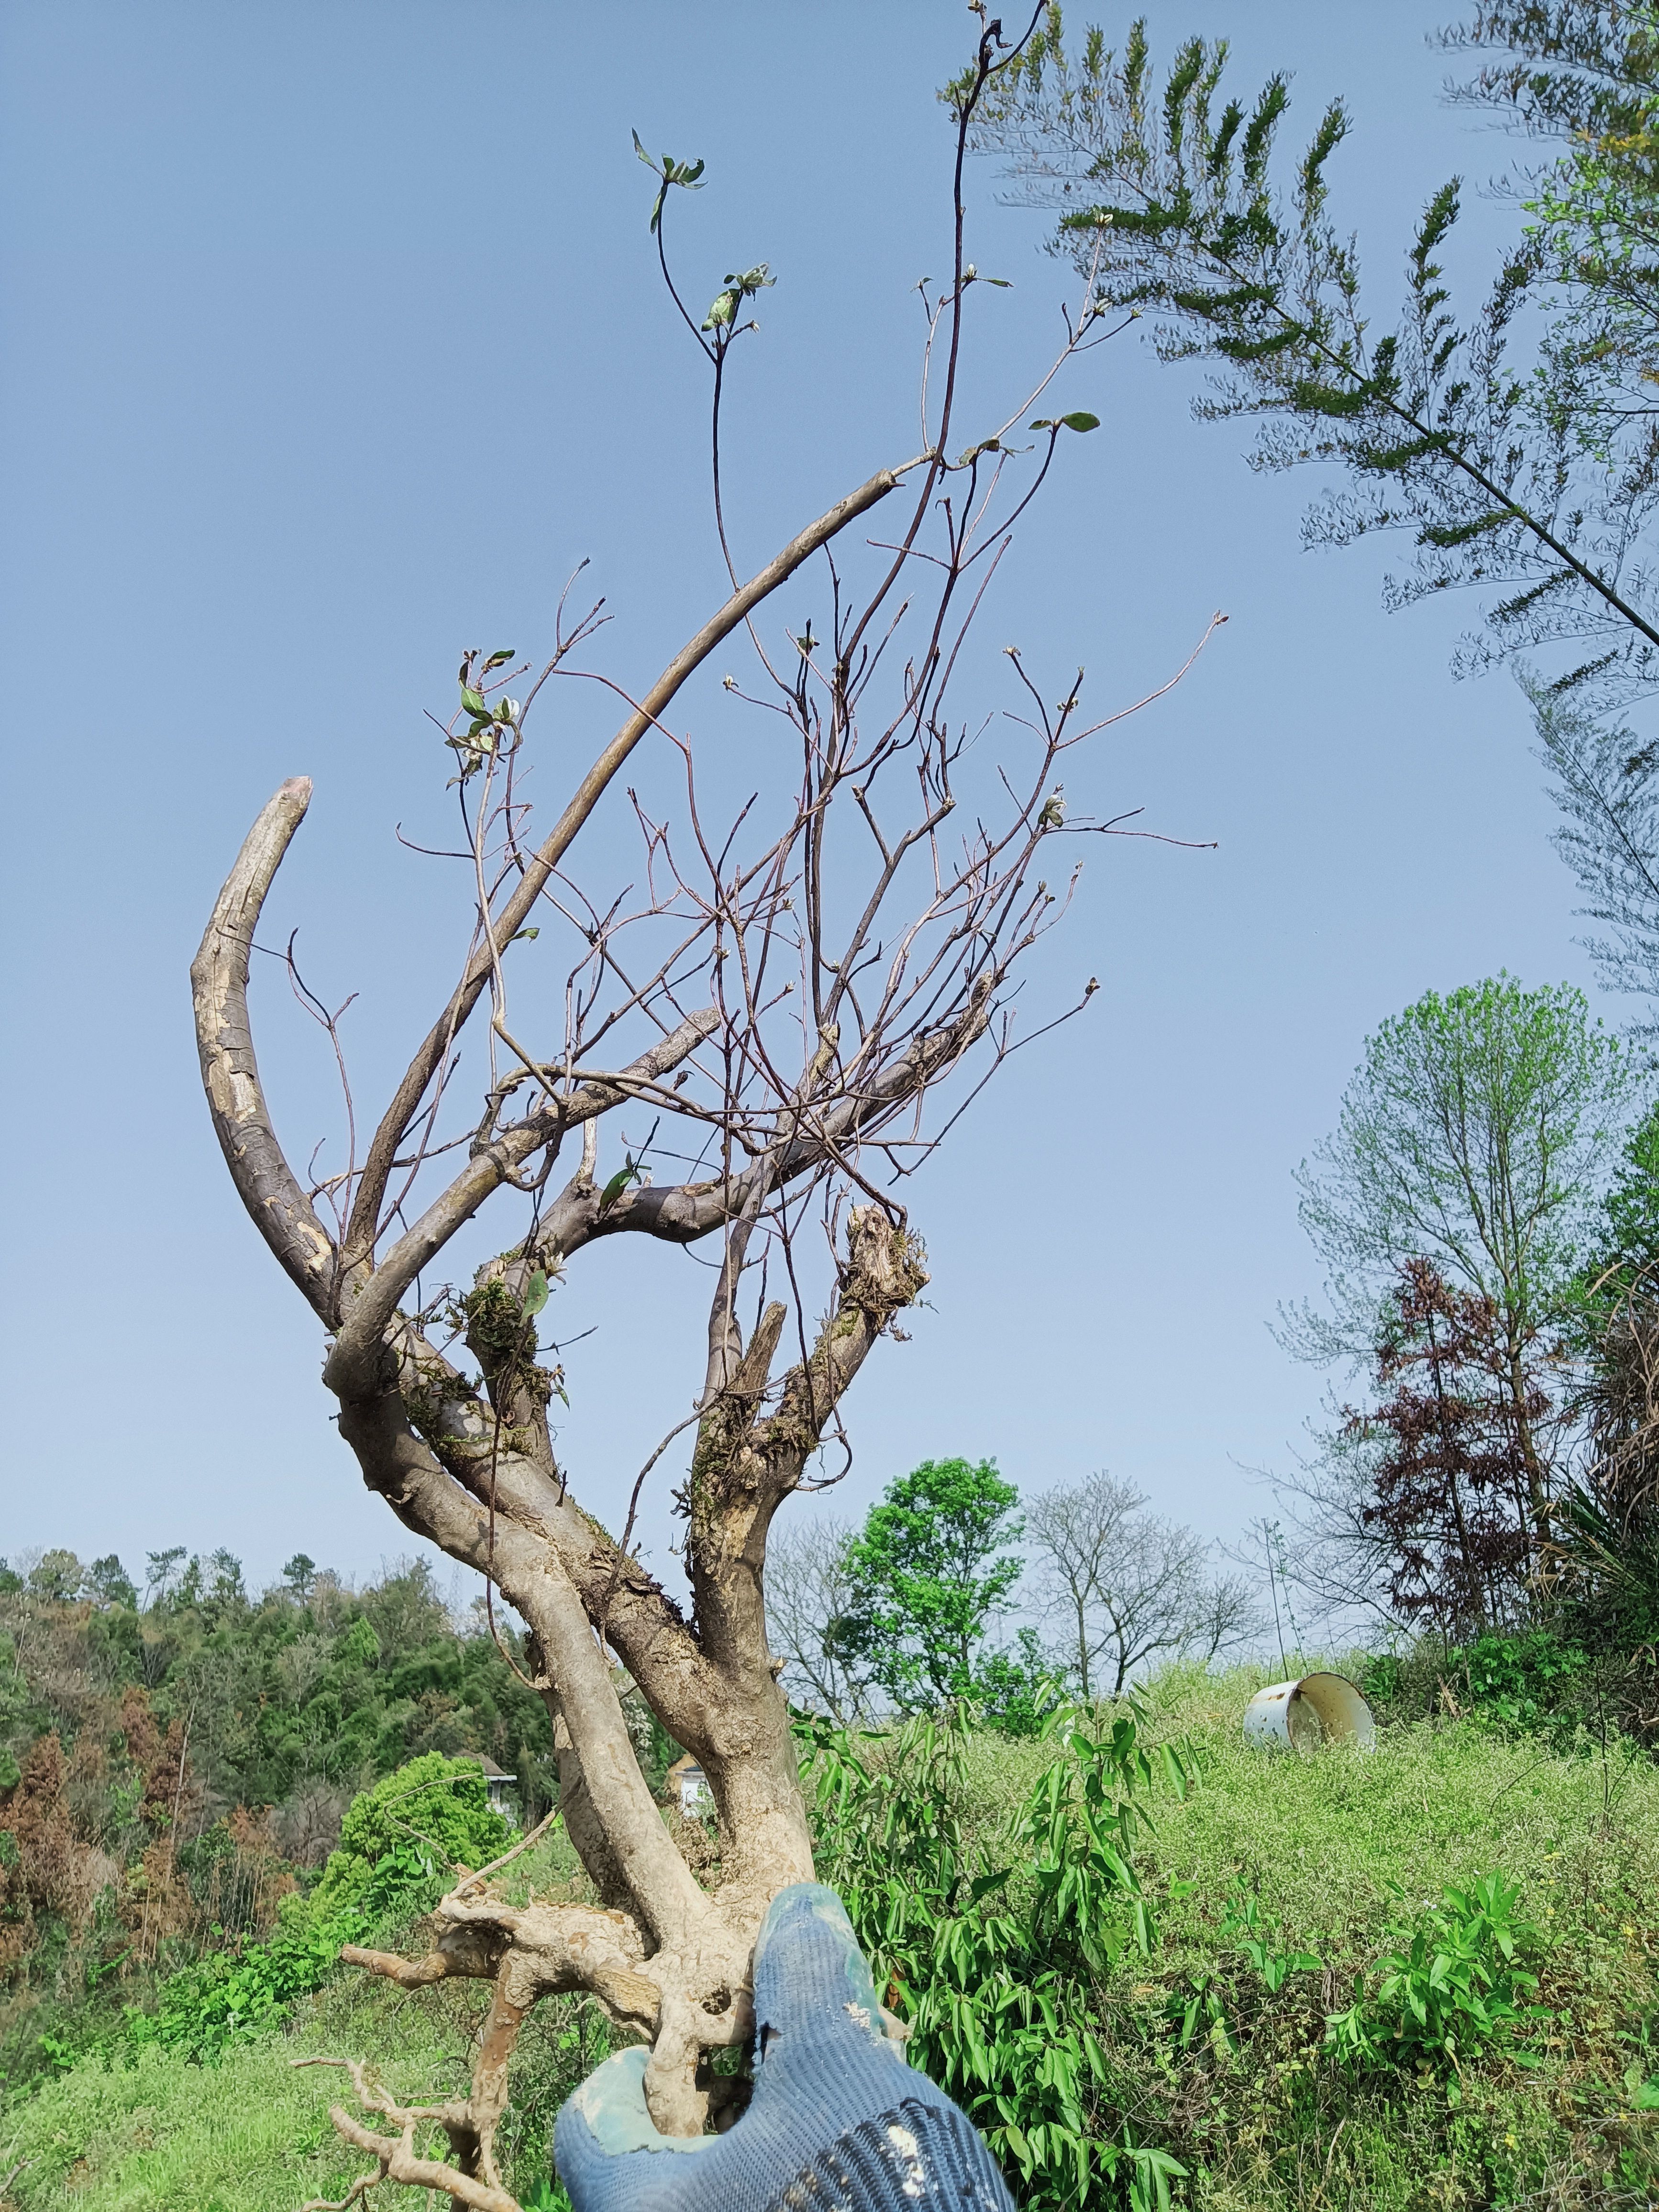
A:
[
  {"xmin": 1348, "ymin": 1258, "xmax": 1546, "ymax": 1635},
  {"xmin": 187, "ymin": 16, "xmax": 1206, "ymax": 2184},
  {"xmin": 1025, "ymin": 1470, "xmax": 1256, "ymax": 1698},
  {"xmin": 761, "ymin": 1516, "xmax": 871, "ymax": 1723},
  {"xmin": 84, "ymin": 1555, "xmax": 138, "ymax": 1610},
  {"xmin": 841, "ymin": 1459, "xmax": 1026, "ymax": 1711},
  {"xmin": 1551, "ymin": 1100, "xmax": 1659, "ymax": 1671},
  {"xmin": 977, "ymin": 6, "xmax": 1659, "ymax": 1019},
  {"xmin": 1287, "ymin": 975, "xmax": 1629, "ymax": 1548}
]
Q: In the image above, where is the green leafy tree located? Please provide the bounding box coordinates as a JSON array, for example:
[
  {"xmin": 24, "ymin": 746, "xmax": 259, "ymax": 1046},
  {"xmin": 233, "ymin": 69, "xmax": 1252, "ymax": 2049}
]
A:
[
  {"xmin": 844, "ymin": 1458, "xmax": 1025, "ymax": 1709},
  {"xmin": 84, "ymin": 1554, "xmax": 138, "ymax": 1609},
  {"xmin": 144, "ymin": 1546, "xmax": 188, "ymax": 1606},
  {"xmin": 970, "ymin": 1626, "xmax": 1065, "ymax": 1736},
  {"xmin": 977, "ymin": 7, "xmax": 1659, "ymax": 1016},
  {"xmin": 1291, "ymin": 975, "xmax": 1632, "ymax": 1552},
  {"xmin": 27, "ymin": 1549, "xmax": 84, "ymax": 1603}
]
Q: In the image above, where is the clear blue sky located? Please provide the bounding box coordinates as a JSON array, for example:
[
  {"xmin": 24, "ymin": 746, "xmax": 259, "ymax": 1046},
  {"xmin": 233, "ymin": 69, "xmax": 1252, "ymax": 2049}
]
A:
[{"xmin": 0, "ymin": 2, "xmax": 1603, "ymax": 1595}]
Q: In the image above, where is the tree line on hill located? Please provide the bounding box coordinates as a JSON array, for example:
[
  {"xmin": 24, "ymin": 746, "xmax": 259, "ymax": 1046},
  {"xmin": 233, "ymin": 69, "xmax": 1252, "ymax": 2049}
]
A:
[{"xmin": 0, "ymin": 1546, "xmax": 561, "ymax": 2091}]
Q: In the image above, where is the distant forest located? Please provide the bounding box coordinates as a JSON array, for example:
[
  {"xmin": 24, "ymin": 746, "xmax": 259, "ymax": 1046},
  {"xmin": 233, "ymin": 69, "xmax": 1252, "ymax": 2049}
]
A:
[{"xmin": 0, "ymin": 1545, "xmax": 577, "ymax": 2087}]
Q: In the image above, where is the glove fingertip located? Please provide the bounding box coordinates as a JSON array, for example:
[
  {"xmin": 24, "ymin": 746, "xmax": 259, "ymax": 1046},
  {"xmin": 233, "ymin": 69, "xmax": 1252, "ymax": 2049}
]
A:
[{"xmin": 557, "ymin": 2046, "xmax": 655, "ymax": 2153}]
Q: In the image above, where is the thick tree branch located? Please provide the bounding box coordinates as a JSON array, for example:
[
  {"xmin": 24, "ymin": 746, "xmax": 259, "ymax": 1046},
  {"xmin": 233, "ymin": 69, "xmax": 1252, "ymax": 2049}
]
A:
[
  {"xmin": 687, "ymin": 1207, "xmax": 929, "ymax": 1685},
  {"xmin": 297, "ymin": 2060, "xmax": 519, "ymax": 2212},
  {"xmin": 372, "ymin": 1324, "xmax": 723, "ymax": 1752},
  {"xmin": 324, "ymin": 1010, "xmax": 719, "ymax": 1400},
  {"xmin": 343, "ymin": 1896, "xmax": 660, "ymax": 2034},
  {"xmin": 329, "ymin": 1378, "xmax": 706, "ymax": 1939},
  {"xmin": 190, "ymin": 777, "xmax": 337, "ymax": 1319},
  {"xmin": 534, "ymin": 989, "xmax": 992, "ymax": 1266}
]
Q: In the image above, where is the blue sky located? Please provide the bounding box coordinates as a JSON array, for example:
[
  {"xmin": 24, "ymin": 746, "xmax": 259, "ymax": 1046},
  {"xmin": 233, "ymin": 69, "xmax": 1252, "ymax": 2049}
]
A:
[{"xmin": 0, "ymin": 2, "xmax": 1606, "ymax": 1597}]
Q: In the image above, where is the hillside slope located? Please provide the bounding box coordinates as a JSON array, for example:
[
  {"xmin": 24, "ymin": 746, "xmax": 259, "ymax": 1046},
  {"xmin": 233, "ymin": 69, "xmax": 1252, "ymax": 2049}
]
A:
[{"xmin": 3, "ymin": 1668, "xmax": 1656, "ymax": 2211}]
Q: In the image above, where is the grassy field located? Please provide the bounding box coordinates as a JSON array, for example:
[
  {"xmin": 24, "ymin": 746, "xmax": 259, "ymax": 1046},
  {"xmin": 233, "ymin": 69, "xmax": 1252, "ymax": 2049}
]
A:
[
  {"xmin": 4, "ymin": 1664, "xmax": 1657, "ymax": 2211},
  {"xmin": 1092, "ymin": 1664, "xmax": 1659, "ymax": 2208}
]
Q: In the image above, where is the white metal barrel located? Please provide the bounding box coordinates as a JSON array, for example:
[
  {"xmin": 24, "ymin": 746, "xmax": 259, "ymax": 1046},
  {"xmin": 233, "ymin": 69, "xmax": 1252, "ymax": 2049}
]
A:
[{"xmin": 1243, "ymin": 1671, "xmax": 1376, "ymax": 1752}]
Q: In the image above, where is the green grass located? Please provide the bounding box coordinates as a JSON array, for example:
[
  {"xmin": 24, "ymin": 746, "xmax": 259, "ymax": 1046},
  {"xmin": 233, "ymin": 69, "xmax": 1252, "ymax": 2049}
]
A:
[
  {"xmin": 0, "ymin": 1971, "xmax": 600, "ymax": 2212},
  {"xmin": 1085, "ymin": 1664, "xmax": 1659, "ymax": 2209},
  {"xmin": 5, "ymin": 1668, "xmax": 1658, "ymax": 2210},
  {"xmin": 2, "ymin": 2036, "xmax": 433, "ymax": 2212}
]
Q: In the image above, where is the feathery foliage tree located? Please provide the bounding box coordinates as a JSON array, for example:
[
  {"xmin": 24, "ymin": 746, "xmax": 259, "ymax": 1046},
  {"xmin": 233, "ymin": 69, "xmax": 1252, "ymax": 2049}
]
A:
[{"xmin": 977, "ymin": 5, "xmax": 1659, "ymax": 1016}]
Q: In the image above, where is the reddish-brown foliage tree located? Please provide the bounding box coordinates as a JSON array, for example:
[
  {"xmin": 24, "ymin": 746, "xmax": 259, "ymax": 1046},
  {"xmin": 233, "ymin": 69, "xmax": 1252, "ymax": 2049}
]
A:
[{"xmin": 1349, "ymin": 1259, "xmax": 1558, "ymax": 1638}]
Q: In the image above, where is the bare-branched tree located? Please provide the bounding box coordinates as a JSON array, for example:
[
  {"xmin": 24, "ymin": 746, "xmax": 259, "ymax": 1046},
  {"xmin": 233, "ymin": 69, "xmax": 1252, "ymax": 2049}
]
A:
[
  {"xmin": 762, "ymin": 1517, "xmax": 872, "ymax": 1724},
  {"xmin": 190, "ymin": 20, "xmax": 1216, "ymax": 2200},
  {"xmin": 1243, "ymin": 1439, "xmax": 1405, "ymax": 1655},
  {"xmin": 1026, "ymin": 1472, "xmax": 1258, "ymax": 1699}
]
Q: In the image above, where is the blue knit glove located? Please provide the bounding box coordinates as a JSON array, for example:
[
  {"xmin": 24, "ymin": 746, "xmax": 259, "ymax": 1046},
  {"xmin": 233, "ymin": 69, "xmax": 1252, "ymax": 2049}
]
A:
[{"xmin": 554, "ymin": 1884, "xmax": 1014, "ymax": 2212}]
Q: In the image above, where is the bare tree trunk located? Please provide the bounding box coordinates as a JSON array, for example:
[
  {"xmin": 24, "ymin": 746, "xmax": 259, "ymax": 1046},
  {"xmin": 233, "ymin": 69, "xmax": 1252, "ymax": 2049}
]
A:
[{"xmin": 1507, "ymin": 1333, "xmax": 1552, "ymax": 1560}]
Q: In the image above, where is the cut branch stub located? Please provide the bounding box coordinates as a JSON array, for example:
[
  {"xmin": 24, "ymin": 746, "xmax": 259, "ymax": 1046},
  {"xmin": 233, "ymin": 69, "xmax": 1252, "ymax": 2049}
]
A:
[
  {"xmin": 332, "ymin": 1890, "xmax": 663, "ymax": 2205},
  {"xmin": 343, "ymin": 1892, "xmax": 661, "ymax": 2035}
]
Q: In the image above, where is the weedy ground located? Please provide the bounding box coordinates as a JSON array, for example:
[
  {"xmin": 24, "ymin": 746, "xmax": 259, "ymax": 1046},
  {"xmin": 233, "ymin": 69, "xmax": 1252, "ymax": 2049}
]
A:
[
  {"xmin": 0, "ymin": 1826, "xmax": 597, "ymax": 2212},
  {"xmin": 950, "ymin": 1663, "xmax": 1659, "ymax": 2209},
  {"xmin": 3, "ymin": 1664, "xmax": 1658, "ymax": 2211}
]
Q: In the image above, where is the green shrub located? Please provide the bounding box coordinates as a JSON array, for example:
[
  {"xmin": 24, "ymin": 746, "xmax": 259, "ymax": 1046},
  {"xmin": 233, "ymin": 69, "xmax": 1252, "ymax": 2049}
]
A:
[
  {"xmin": 309, "ymin": 1749, "xmax": 510, "ymax": 1920},
  {"xmin": 972, "ymin": 1629, "xmax": 1065, "ymax": 1739},
  {"xmin": 129, "ymin": 1906, "xmax": 369, "ymax": 2060},
  {"xmin": 803, "ymin": 1702, "xmax": 1192, "ymax": 2212},
  {"xmin": 1460, "ymin": 1631, "xmax": 1588, "ymax": 1731},
  {"xmin": 127, "ymin": 1753, "xmax": 513, "ymax": 2061},
  {"xmin": 1326, "ymin": 1871, "xmax": 1548, "ymax": 2078},
  {"xmin": 1362, "ymin": 1629, "xmax": 1593, "ymax": 1738},
  {"xmin": 1220, "ymin": 1890, "xmax": 1324, "ymax": 1995}
]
